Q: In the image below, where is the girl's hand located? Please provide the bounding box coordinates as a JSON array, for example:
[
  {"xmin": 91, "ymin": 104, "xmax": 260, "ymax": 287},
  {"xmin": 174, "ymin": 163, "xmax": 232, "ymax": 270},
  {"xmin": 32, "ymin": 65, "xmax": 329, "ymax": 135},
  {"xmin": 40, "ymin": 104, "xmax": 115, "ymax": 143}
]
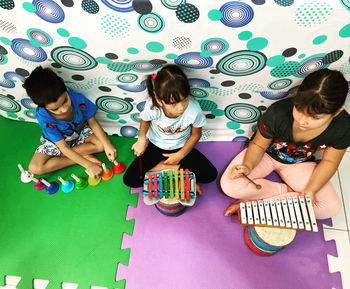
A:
[
  {"xmin": 162, "ymin": 151, "xmax": 184, "ymax": 165},
  {"xmin": 132, "ymin": 139, "xmax": 147, "ymax": 157},
  {"xmin": 86, "ymin": 163, "xmax": 103, "ymax": 179},
  {"xmin": 230, "ymin": 164, "xmax": 251, "ymax": 179},
  {"xmin": 104, "ymin": 142, "xmax": 117, "ymax": 162},
  {"xmin": 302, "ymin": 191, "xmax": 316, "ymax": 205}
]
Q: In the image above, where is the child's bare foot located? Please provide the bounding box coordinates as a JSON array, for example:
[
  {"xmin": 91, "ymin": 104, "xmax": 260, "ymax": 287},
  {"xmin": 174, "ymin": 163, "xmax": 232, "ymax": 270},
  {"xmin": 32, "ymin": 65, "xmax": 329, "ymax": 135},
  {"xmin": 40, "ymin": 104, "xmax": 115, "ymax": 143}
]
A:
[
  {"xmin": 196, "ymin": 183, "xmax": 203, "ymax": 196},
  {"xmin": 84, "ymin": 154, "xmax": 102, "ymax": 165},
  {"xmin": 224, "ymin": 199, "xmax": 245, "ymax": 216}
]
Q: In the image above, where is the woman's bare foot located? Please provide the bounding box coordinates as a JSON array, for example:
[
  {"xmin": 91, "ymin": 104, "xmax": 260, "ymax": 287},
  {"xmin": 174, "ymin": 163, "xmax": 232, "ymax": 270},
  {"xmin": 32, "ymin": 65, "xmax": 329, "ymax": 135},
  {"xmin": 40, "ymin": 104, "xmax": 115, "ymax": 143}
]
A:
[
  {"xmin": 150, "ymin": 161, "xmax": 180, "ymax": 172},
  {"xmin": 224, "ymin": 199, "xmax": 246, "ymax": 216},
  {"xmin": 84, "ymin": 154, "xmax": 102, "ymax": 165},
  {"xmin": 196, "ymin": 183, "xmax": 203, "ymax": 196}
]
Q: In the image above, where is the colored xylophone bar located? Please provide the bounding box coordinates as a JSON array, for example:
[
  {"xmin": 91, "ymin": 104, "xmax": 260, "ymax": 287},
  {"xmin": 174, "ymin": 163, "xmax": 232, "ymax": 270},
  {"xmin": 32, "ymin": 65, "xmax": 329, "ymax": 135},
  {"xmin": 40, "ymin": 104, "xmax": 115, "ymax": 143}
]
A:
[
  {"xmin": 238, "ymin": 195, "xmax": 318, "ymax": 232},
  {"xmin": 143, "ymin": 169, "xmax": 195, "ymax": 200}
]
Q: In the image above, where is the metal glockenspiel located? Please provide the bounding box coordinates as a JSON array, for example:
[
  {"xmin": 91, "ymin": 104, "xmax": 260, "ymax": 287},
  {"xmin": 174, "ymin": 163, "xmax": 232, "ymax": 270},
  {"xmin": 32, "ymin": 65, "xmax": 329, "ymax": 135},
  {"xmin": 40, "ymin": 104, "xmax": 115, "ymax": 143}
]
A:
[
  {"xmin": 238, "ymin": 195, "xmax": 318, "ymax": 232},
  {"xmin": 143, "ymin": 168, "xmax": 196, "ymax": 207}
]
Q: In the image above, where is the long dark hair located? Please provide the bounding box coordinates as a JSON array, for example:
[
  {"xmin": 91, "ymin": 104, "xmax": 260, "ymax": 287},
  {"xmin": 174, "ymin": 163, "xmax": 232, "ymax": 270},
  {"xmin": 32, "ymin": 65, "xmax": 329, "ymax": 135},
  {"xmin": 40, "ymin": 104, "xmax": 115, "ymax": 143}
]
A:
[
  {"xmin": 146, "ymin": 64, "xmax": 190, "ymax": 109},
  {"xmin": 293, "ymin": 69, "xmax": 348, "ymax": 116}
]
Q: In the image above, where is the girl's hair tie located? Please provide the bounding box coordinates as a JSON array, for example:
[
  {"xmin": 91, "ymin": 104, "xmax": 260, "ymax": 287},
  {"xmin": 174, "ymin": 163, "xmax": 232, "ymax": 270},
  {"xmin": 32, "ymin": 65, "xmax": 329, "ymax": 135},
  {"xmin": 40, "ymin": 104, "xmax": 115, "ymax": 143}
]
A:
[{"xmin": 151, "ymin": 73, "xmax": 157, "ymax": 79}]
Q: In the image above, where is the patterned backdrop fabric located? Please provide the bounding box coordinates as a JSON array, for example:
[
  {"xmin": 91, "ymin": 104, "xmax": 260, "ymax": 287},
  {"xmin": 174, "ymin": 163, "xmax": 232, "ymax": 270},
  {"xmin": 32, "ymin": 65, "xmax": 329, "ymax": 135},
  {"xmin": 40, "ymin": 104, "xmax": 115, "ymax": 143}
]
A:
[{"xmin": 0, "ymin": 0, "xmax": 349, "ymax": 141}]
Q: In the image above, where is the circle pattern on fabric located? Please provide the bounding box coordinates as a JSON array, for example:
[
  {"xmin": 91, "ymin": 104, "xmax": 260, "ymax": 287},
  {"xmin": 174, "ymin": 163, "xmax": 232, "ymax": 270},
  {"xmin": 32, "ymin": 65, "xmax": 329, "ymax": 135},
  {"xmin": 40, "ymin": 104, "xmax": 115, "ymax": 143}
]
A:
[
  {"xmin": 161, "ymin": 0, "xmax": 185, "ymax": 9},
  {"xmin": 27, "ymin": 28, "xmax": 53, "ymax": 46},
  {"xmin": 198, "ymin": 99, "xmax": 217, "ymax": 111},
  {"xmin": 107, "ymin": 62, "xmax": 133, "ymax": 72},
  {"xmin": 51, "ymin": 46, "xmax": 97, "ymax": 70},
  {"xmin": 0, "ymin": 0, "xmax": 14, "ymax": 10},
  {"xmin": 11, "ymin": 38, "xmax": 47, "ymax": 62},
  {"xmin": 130, "ymin": 112, "xmax": 141, "ymax": 122},
  {"xmin": 225, "ymin": 103, "xmax": 260, "ymax": 123},
  {"xmin": 219, "ymin": 1, "xmax": 254, "ymax": 28},
  {"xmin": 0, "ymin": 94, "xmax": 21, "ymax": 112},
  {"xmin": 296, "ymin": 54, "xmax": 327, "ymax": 77},
  {"xmin": 216, "ymin": 50, "xmax": 266, "ymax": 76},
  {"xmin": 96, "ymin": 96, "xmax": 133, "ymax": 114},
  {"xmin": 233, "ymin": 136, "xmax": 249, "ymax": 142},
  {"xmin": 131, "ymin": 61, "xmax": 161, "ymax": 72},
  {"xmin": 33, "ymin": 0, "xmax": 65, "ymax": 23},
  {"xmin": 117, "ymin": 80, "xmax": 146, "ymax": 92},
  {"xmin": 188, "ymin": 78, "xmax": 210, "ymax": 88},
  {"xmin": 117, "ymin": 73, "xmax": 138, "ymax": 83},
  {"xmin": 101, "ymin": 0, "xmax": 133, "ymax": 12},
  {"xmin": 201, "ymin": 38, "xmax": 229, "ymax": 56},
  {"xmin": 340, "ymin": 0, "xmax": 350, "ymax": 10},
  {"xmin": 138, "ymin": 12, "xmax": 164, "ymax": 33},
  {"xmin": 21, "ymin": 98, "xmax": 36, "ymax": 109},
  {"xmin": 176, "ymin": 3, "xmax": 199, "ymax": 23},
  {"xmin": 267, "ymin": 78, "xmax": 292, "ymax": 90},
  {"xmin": 260, "ymin": 91, "xmax": 289, "ymax": 100},
  {"xmin": 172, "ymin": 36, "xmax": 192, "ymax": 49},
  {"xmin": 24, "ymin": 109, "xmax": 36, "ymax": 119},
  {"xmin": 190, "ymin": 88, "xmax": 208, "ymax": 98},
  {"xmin": 175, "ymin": 52, "xmax": 213, "ymax": 69},
  {"xmin": 120, "ymin": 125, "xmax": 138, "ymax": 137},
  {"xmin": 322, "ymin": 50, "xmax": 343, "ymax": 64},
  {"xmin": 270, "ymin": 61, "xmax": 299, "ymax": 78},
  {"xmin": 82, "ymin": 0, "xmax": 99, "ymax": 14}
]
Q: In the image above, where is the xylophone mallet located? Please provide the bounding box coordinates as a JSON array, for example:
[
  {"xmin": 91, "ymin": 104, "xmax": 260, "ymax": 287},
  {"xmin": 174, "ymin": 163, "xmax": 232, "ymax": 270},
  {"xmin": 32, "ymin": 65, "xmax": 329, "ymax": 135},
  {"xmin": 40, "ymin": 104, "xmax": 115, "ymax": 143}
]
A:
[{"xmin": 242, "ymin": 173, "xmax": 262, "ymax": 190}]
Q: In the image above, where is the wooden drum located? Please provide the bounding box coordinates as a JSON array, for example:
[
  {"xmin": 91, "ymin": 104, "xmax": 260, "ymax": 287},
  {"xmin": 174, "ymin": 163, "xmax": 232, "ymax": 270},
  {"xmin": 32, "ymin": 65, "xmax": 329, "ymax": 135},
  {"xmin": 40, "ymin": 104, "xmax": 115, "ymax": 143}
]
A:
[
  {"xmin": 155, "ymin": 196, "xmax": 186, "ymax": 217},
  {"xmin": 244, "ymin": 225, "xmax": 296, "ymax": 256}
]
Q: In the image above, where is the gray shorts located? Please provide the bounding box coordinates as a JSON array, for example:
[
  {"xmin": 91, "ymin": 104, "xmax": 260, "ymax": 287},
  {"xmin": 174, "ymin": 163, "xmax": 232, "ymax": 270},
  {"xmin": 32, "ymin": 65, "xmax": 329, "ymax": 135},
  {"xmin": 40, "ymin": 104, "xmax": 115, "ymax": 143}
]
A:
[{"xmin": 36, "ymin": 124, "xmax": 93, "ymax": 156}]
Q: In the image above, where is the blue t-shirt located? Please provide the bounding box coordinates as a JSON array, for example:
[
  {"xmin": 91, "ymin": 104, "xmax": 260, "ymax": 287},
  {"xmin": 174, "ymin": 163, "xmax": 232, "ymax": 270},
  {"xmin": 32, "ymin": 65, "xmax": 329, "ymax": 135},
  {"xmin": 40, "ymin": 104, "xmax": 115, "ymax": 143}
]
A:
[
  {"xmin": 140, "ymin": 97, "xmax": 206, "ymax": 150},
  {"xmin": 36, "ymin": 91, "xmax": 97, "ymax": 145}
]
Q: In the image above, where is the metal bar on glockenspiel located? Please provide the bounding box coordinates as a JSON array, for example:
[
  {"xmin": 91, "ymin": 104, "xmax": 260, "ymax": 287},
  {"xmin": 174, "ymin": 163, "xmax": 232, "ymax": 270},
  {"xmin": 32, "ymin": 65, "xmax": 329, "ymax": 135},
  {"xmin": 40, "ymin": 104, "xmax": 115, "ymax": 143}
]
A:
[
  {"xmin": 275, "ymin": 199, "xmax": 285, "ymax": 227},
  {"xmin": 305, "ymin": 195, "xmax": 318, "ymax": 232},
  {"xmin": 270, "ymin": 199, "xmax": 279, "ymax": 227},
  {"xmin": 264, "ymin": 200, "xmax": 273, "ymax": 226},
  {"xmin": 169, "ymin": 170, "xmax": 174, "ymax": 198},
  {"xmin": 293, "ymin": 196, "xmax": 304, "ymax": 230},
  {"xmin": 299, "ymin": 196, "xmax": 311, "ymax": 231},
  {"xmin": 158, "ymin": 173, "xmax": 163, "ymax": 198},
  {"xmin": 281, "ymin": 198, "xmax": 292, "ymax": 228},
  {"xmin": 185, "ymin": 169, "xmax": 190, "ymax": 200},
  {"xmin": 288, "ymin": 197, "xmax": 298, "ymax": 229},
  {"xmin": 246, "ymin": 201, "xmax": 253, "ymax": 225},
  {"xmin": 174, "ymin": 169, "xmax": 179, "ymax": 199},
  {"xmin": 252, "ymin": 201, "xmax": 260, "ymax": 224},
  {"xmin": 153, "ymin": 174, "xmax": 158, "ymax": 198},
  {"xmin": 258, "ymin": 200, "xmax": 266, "ymax": 224},
  {"xmin": 240, "ymin": 202, "xmax": 247, "ymax": 224}
]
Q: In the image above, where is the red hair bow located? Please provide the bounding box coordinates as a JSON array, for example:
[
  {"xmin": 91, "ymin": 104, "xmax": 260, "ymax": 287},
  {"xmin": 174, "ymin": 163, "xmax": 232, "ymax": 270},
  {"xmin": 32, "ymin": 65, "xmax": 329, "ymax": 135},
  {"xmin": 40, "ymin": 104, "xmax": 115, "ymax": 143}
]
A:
[{"xmin": 151, "ymin": 73, "xmax": 157, "ymax": 79}]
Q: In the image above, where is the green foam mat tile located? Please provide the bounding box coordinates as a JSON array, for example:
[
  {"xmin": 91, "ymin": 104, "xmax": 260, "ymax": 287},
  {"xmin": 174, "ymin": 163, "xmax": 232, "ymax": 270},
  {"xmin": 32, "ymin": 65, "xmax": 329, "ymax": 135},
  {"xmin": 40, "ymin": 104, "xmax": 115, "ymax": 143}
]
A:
[{"xmin": 0, "ymin": 116, "xmax": 137, "ymax": 289}]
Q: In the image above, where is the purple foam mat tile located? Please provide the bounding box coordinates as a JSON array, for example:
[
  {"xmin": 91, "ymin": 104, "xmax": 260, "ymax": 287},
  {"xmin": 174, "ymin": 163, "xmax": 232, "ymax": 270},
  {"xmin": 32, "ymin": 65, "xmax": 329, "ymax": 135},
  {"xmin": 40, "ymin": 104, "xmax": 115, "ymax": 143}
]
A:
[{"xmin": 118, "ymin": 141, "xmax": 342, "ymax": 289}]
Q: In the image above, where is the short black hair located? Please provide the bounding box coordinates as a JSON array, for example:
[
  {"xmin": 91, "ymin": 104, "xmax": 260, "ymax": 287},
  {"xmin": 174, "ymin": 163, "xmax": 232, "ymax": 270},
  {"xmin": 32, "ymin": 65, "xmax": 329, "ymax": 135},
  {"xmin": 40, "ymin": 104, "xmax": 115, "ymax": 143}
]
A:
[{"xmin": 23, "ymin": 66, "xmax": 67, "ymax": 107}]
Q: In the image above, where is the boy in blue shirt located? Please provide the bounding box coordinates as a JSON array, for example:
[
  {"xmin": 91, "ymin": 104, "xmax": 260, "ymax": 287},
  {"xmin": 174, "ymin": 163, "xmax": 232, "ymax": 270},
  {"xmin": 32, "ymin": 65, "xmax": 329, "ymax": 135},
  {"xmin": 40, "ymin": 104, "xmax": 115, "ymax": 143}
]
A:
[{"xmin": 23, "ymin": 66, "xmax": 117, "ymax": 178}]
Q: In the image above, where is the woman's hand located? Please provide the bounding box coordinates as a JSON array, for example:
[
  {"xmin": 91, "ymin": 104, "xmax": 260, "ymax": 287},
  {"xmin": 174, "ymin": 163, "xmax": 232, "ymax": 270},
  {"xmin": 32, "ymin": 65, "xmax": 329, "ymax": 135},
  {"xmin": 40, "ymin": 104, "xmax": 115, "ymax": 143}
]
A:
[
  {"xmin": 162, "ymin": 151, "xmax": 184, "ymax": 165},
  {"xmin": 104, "ymin": 142, "xmax": 117, "ymax": 162},
  {"xmin": 229, "ymin": 164, "xmax": 251, "ymax": 179},
  {"xmin": 131, "ymin": 138, "xmax": 147, "ymax": 157},
  {"xmin": 86, "ymin": 162, "xmax": 103, "ymax": 179}
]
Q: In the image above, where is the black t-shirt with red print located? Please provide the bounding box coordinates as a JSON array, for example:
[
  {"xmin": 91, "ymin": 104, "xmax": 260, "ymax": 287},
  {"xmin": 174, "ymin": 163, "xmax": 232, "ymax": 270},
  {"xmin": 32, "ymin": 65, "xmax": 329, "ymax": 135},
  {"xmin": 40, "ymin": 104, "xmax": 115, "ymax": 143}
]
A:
[{"xmin": 258, "ymin": 98, "xmax": 350, "ymax": 164}]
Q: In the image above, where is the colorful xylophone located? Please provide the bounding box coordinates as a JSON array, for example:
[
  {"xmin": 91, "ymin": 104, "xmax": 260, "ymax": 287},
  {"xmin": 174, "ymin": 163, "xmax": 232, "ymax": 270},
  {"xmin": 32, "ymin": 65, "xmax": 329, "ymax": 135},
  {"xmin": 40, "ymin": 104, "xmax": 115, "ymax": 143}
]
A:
[
  {"xmin": 238, "ymin": 195, "xmax": 318, "ymax": 232},
  {"xmin": 143, "ymin": 168, "xmax": 196, "ymax": 207}
]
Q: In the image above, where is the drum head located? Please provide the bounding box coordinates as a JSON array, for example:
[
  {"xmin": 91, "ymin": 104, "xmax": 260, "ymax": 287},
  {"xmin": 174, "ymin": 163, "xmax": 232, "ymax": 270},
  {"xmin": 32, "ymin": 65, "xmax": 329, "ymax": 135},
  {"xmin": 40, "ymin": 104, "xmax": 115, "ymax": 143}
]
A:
[{"xmin": 253, "ymin": 226, "xmax": 297, "ymax": 247}]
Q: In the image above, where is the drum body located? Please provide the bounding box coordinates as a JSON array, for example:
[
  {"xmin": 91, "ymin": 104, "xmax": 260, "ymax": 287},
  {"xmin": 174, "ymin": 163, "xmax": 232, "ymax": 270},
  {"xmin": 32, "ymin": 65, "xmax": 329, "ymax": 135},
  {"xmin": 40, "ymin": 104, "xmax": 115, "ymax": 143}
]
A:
[
  {"xmin": 155, "ymin": 196, "xmax": 186, "ymax": 217},
  {"xmin": 244, "ymin": 226, "xmax": 296, "ymax": 256}
]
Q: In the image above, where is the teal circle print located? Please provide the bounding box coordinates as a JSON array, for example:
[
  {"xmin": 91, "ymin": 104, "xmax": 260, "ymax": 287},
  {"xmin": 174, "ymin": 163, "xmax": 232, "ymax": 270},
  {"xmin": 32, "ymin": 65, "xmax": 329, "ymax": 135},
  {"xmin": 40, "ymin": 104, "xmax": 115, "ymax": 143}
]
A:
[
  {"xmin": 27, "ymin": 28, "xmax": 53, "ymax": 46},
  {"xmin": 176, "ymin": 3, "xmax": 200, "ymax": 23},
  {"xmin": 96, "ymin": 96, "xmax": 133, "ymax": 114},
  {"xmin": 267, "ymin": 78, "xmax": 292, "ymax": 90},
  {"xmin": 312, "ymin": 35, "xmax": 327, "ymax": 45},
  {"xmin": 146, "ymin": 41, "xmax": 164, "ymax": 52},
  {"xmin": 295, "ymin": 53, "xmax": 327, "ymax": 77},
  {"xmin": 190, "ymin": 88, "xmax": 209, "ymax": 98},
  {"xmin": 201, "ymin": 38, "xmax": 229, "ymax": 56},
  {"xmin": 246, "ymin": 37, "xmax": 268, "ymax": 51},
  {"xmin": 225, "ymin": 103, "xmax": 260, "ymax": 123},
  {"xmin": 238, "ymin": 31, "xmax": 253, "ymax": 41},
  {"xmin": 216, "ymin": 50, "xmax": 266, "ymax": 76},
  {"xmin": 161, "ymin": 0, "xmax": 185, "ymax": 9},
  {"xmin": 198, "ymin": 99, "xmax": 217, "ymax": 111},
  {"xmin": 0, "ymin": 94, "xmax": 21, "ymax": 112},
  {"xmin": 270, "ymin": 61, "xmax": 299, "ymax": 78},
  {"xmin": 117, "ymin": 73, "xmax": 138, "ymax": 83},
  {"xmin": 138, "ymin": 13, "xmax": 165, "ymax": 33},
  {"xmin": 51, "ymin": 46, "xmax": 97, "ymax": 70}
]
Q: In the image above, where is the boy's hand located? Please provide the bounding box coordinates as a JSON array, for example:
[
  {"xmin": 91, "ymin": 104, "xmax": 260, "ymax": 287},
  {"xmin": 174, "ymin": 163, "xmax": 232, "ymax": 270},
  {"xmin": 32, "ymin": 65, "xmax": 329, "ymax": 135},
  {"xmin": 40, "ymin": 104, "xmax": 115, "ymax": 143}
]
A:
[
  {"xmin": 131, "ymin": 139, "xmax": 147, "ymax": 157},
  {"xmin": 162, "ymin": 151, "xmax": 184, "ymax": 165},
  {"xmin": 104, "ymin": 142, "xmax": 117, "ymax": 162},
  {"xmin": 86, "ymin": 162, "xmax": 103, "ymax": 179},
  {"xmin": 230, "ymin": 164, "xmax": 251, "ymax": 179}
]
